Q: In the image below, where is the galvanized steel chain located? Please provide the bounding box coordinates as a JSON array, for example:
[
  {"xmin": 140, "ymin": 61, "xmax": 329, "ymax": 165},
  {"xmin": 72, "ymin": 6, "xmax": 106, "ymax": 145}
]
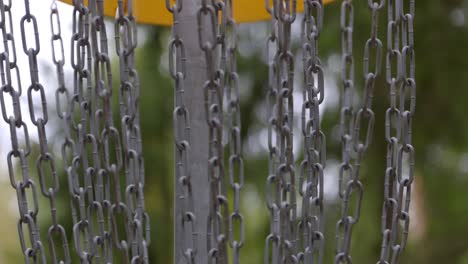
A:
[
  {"xmin": 167, "ymin": 0, "xmax": 198, "ymax": 263},
  {"xmin": 197, "ymin": 0, "xmax": 229, "ymax": 262},
  {"xmin": 378, "ymin": 0, "xmax": 400, "ymax": 262},
  {"xmin": 0, "ymin": 0, "xmax": 417, "ymax": 263},
  {"xmin": 334, "ymin": 0, "xmax": 382, "ymax": 262},
  {"xmin": 265, "ymin": 0, "xmax": 297, "ymax": 263},
  {"xmin": 298, "ymin": 0, "xmax": 326, "ymax": 263},
  {"xmin": 377, "ymin": 0, "xmax": 415, "ymax": 263},
  {"xmin": 49, "ymin": 2, "xmax": 77, "ymax": 263},
  {"xmin": 334, "ymin": 1, "xmax": 356, "ymax": 262},
  {"xmin": 89, "ymin": 2, "xmax": 114, "ymax": 261},
  {"xmin": 58, "ymin": 0, "xmax": 149, "ymax": 262},
  {"xmin": 265, "ymin": 1, "xmax": 280, "ymax": 262},
  {"xmin": 0, "ymin": 0, "xmax": 48, "ymax": 262},
  {"xmin": 68, "ymin": 0, "xmax": 102, "ymax": 262},
  {"xmin": 21, "ymin": 0, "xmax": 73, "ymax": 263},
  {"xmin": 222, "ymin": 1, "xmax": 245, "ymax": 263},
  {"xmin": 115, "ymin": 0, "xmax": 150, "ymax": 262}
]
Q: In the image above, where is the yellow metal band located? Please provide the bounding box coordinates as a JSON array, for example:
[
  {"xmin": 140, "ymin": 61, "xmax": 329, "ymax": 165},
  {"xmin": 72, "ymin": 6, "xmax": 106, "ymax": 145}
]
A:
[{"xmin": 60, "ymin": 0, "xmax": 333, "ymax": 26}]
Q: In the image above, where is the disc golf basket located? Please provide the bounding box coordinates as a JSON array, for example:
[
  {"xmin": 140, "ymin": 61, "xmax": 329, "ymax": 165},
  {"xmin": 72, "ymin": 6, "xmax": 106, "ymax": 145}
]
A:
[{"xmin": 0, "ymin": 0, "xmax": 416, "ymax": 263}]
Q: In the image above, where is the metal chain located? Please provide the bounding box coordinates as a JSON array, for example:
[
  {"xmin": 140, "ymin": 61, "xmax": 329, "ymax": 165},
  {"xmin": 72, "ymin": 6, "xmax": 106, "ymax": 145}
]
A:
[
  {"xmin": 265, "ymin": 1, "xmax": 297, "ymax": 263},
  {"xmin": 1, "ymin": 0, "xmax": 149, "ymax": 262},
  {"xmin": 377, "ymin": 0, "xmax": 400, "ymax": 262},
  {"xmin": 21, "ymin": 0, "xmax": 75, "ymax": 263},
  {"xmin": 335, "ymin": 0, "xmax": 381, "ymax": 262},
  {"xmin": 265, "ymin": 1, "xmax": 281, "ymax": 262},
  {"xmin": 89, "ymin": 1, "xmax": 113, "ymax": 262},
  {"xmin": 0, "ymin": 1, "xmax": 417, "ymax": 263},
  {"xmin": 167, "ymin": 0, "xmax": 198, "ymax": 263},
  {"xmin": 298, "ymin": 0, "xmax": 326, "ymax": 263},
  {"xmin": 115, "ymin": 0, "xmax": 150, "ymax": 262},
  {"xmin": 67, "ymin": 0, "xmax": 99, "ymax": 262},
  {"xmin": 223, "ymin": 1, "xmax": 245, "ymax": 263},
  {"xmin": 378, "ymin": 0, "xmax": 415, "ymax": 263},
  {"xmin": 197, "ymin": 0, "xmax": 229, "ymax": 262},
  {"xmin": 0, "ymin": 0, "xmax": 48, "ymax": 262},
  {"xmin": 49, "ymin": 2, "xmax": 76, "ymax": 263},
  {"xmin": 65, "ymin": 0, "xmax": 151, "ymax": 262},
  {"xmin": 334, "ymin": 1, "xmax": 356, "ymax": 262}
]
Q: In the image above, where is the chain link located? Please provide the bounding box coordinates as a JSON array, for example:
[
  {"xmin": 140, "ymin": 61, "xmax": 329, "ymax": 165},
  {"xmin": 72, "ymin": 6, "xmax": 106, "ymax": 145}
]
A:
[
  {"xmin": 58, "ymin": 0, "xmax": 150, "ymax": 262},
  {"xmin": 334, "ymin": 1, "xmax": 356, "ymax": 262},
  {"xmin": 48, "ymin": 2, "xmax": 76, "ymax": 263},
  {"xmin": 115, "ymin": 0, "xmax": 150, "ymax": 262},
  {"xmin": 335, "ymin": 0, "xmax": 383, "ymax": 262},
  {"xmin": 0, "ymin": 0, "xmax": 49, "ymax": 262},
  {"xmin": 68, "ymin": 1, "xmax": 98, "ymax": 261},
  {"xmin": 298, "ymin": 0, "xmax": 326, "ymax": 263},
  {"xmin": 223, "ymin": 1, "xmax": 245, "ymax": 263},
  {"xmin": 167, "ymin": 0, "xmax": 198, "ymax": 263},
  {"xmin": 265, "ymin": 1, "xmax": 298, "ymax": 263},
  {"xmin": 197, "ymin": 1, "xmax": 229, "ymax": 262},
  {"xmin": 377, "ymin": 0, "xmax": 415, "ymax": 263},
  {"xmin": 22, "ymin": 0, "xmax": 74, "ymax": 263}
]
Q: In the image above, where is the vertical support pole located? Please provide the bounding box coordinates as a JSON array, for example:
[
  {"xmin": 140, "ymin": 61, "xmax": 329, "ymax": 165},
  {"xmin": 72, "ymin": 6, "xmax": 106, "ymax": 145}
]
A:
[{"xmin": 175, "ymin": 0, "xmax": 209, "ymax": 263}]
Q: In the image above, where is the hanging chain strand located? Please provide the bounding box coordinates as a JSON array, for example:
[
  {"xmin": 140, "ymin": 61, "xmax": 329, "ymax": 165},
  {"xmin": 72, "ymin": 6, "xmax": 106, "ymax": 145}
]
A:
[
  {"xmin": 223, "ymin": 0, "xmax": 245, "ymax": 263},
  {"xmin": 265, "ymin": 1, "xmax": 297, "ymax": 263},
  {"xmin": 67, "ymin": 0, "xmax": 99, "ymax": 262},
  {"xmin": 21, "ymin": 0, "xmax": 50, "ymax": 261},
  {"xmin": 378, "ymin": 0, "xmax": 415, "ymax": 263},
  {"xmin": 90, "ymin": 1, "xmax": 115, "ymax": 262},
  {"xmin": 197, "ymin": 0, "xmax": 229, "ymax": 262},
  {"xmin": 298, "ymin": 0, "xmax": 326, "ymax": 263},
  {"xmin": 335, "ymin": 0, "xmax": 380, "ymax": 261},
  {"xmin": 21, "ymin": 0, "xmax": 74, "ymax": 263},
  {"xmin": 335, "ymin": 1, "xmax": 356, "ymax": 262},
  {"xmin": 393, "ymin": 0, "xmax": 415, "ymax": 260},
  {"xmin": 167, "ymin": 0, "xmax": 198, "ymax": 263},
  {"xmin": 378, "ymin": 0, "xmax": 400, "ymax": 262},
  {"xmin": 265, "ymin": 1, "xmax": 280, "ymax": 262},
  {"xmin": 0, "ymin": 0, "xmax": 47, "ymax": 262},
  {"xmin": 115, "ymin": 0, "xmax": 150, "ymax": 262},
  {"xmin": 50, "ymin": 2, "xmax": 75, "ymax": 263}
]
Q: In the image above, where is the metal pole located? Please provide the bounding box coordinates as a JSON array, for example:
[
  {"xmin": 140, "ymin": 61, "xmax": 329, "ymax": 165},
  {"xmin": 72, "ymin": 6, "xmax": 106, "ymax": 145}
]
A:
[{"xmin": 175, "ymin": 0, "xmax": 209, "ymax": 263}]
